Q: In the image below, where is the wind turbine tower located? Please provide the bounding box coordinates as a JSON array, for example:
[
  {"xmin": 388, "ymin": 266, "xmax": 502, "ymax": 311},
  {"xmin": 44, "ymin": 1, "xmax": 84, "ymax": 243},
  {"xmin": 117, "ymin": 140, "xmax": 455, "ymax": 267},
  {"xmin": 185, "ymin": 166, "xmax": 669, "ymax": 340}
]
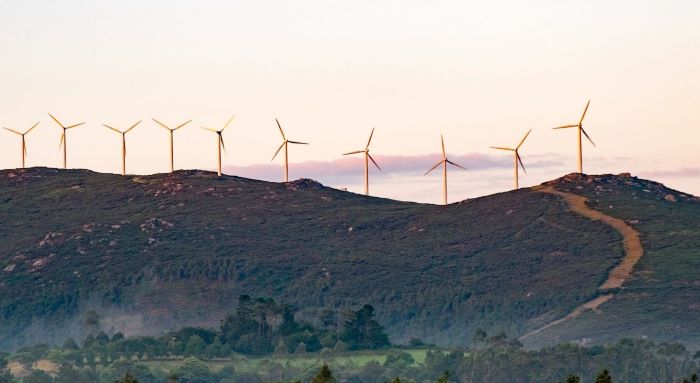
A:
[
  {"xmin": 554, "ymin": 100, "xmax": 596, "ymax": 174},
  {"xmin": 3, "ymin": 122, "xmax": 39, "ymax": 168},
  {"xmin": 490, "ymin": 129, "xmax": 532, "ymax": 189},
  {"xmin": 152, "ymin": 118, "xmax": 191, "ymax": 172},
  {"xmin": 48, "ymin": 113, "xmax": 85, "ymax": 169},
  {"xmin": 425, "ymin": 134, "xmax": 468, "ymax": 205},
  {"xmin": 103, "ymin": 120, "xmax": 142, "ymax": 175},
  {"xmin": 342, "ymin": 127, "xmax": 381, "ymax": 196},
  {"xmin": 272, "ymin": 119, "xmax": 309, "ymax": 182},
  {"xmin": 201, "ymin": 115, "xmax": 234, "ymax": 176}
]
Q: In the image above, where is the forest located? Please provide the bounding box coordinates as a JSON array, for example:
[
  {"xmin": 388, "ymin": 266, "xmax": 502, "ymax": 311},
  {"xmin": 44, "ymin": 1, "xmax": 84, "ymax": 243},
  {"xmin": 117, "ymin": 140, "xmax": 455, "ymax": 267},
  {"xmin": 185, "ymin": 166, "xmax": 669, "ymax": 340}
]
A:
[{"xmin": 2, "ymin": 296, "xmax": 700, "ymax": 382}]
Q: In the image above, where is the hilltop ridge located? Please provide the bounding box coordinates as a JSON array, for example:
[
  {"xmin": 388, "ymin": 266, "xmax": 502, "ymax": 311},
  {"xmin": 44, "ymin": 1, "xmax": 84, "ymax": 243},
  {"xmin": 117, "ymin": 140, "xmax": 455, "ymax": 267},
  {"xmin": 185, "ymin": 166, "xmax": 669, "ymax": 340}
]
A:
[{"xmin": 1, "ymin": 167, "xmax": 699, "ymax": 350}]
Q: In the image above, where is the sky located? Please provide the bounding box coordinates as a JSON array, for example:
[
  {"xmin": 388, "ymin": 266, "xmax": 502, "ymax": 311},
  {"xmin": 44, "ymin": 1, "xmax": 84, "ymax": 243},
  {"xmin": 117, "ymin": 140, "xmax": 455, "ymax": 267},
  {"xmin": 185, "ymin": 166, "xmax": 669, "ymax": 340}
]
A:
[{"xmin": 1, "ymin": 1, "xmax": 699, "ymax": 204}]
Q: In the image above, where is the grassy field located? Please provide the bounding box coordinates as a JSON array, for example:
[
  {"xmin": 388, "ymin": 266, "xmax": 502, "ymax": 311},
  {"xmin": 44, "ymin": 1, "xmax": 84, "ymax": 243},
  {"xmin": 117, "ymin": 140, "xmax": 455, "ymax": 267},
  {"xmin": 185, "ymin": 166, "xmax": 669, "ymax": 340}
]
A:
[{"xmin": 141, "ymin": 348, "xmax": 432, "ymax": 374}]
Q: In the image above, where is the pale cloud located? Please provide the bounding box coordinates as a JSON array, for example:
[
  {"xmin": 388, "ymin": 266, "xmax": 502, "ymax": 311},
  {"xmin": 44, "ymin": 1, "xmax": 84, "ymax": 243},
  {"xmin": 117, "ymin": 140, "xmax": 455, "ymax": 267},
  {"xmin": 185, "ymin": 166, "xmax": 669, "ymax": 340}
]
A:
[{"xmin": 223, "ymin": 152, "xmax": 565, "ymax": 183}]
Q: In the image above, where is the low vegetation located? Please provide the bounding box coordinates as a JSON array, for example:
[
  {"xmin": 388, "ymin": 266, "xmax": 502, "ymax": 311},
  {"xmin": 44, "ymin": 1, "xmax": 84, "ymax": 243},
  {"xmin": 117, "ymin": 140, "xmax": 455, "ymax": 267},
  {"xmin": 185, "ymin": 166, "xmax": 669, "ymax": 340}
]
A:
[
  {"xmin": 2, "ymin": 333, "xmax": 700, "ymax": 383},
  {"xmin": 0, "ymin": 168, "xmax": 629, "ymax": 349}
]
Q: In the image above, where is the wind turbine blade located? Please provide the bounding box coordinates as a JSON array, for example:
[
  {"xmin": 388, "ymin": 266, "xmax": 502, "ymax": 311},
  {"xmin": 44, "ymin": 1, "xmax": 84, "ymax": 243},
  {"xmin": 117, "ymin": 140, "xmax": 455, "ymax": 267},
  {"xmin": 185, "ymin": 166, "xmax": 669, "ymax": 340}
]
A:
[
  {"xmin": 220, "ymin": 135, "xmax": 226, "ymax": 153},
  {"xmin": 275, "ymin": 118, "xmax": 286, "ymax": 140},
  {"xmin": 66, "ymin": 122, "xmax": 85, "ymax": 129},
  {"xmin": 26, "ymin": 121, "xmax": 40, "ymax": 134},
  {"xmin": 581, "ymin": 128, "xmax": 596, "ymax": 147},
  {"xmin": 126, "ymin": 120, "xmax": 142, "ymax": 133},
  {"xmin": 579, "ymin": 100, "xmax": 591, "ymax": 124},
  {"xmin": 271, "ymin": 141, "xmax": 285, "ymax": 160},
  {"xmin": 103, "ymin": 124, "xmax": 122, "ymax": 134},
  {"xmin": 3, "ymin": 127, "xmax": 21, "ymax": 135},
  {"xmin": 287, "ymin": 140, "xmax": 308, "ymax": 145},
  {"xmin": 440, "ymin": 134, "xmax": 446, "ymax": 159},
  {"xmin": 516, "ymin": 128, "xmax": 532, "ymax": 149},
  {"xmin": 48, "ymin": 113, "xmax": 65, "ymax": 128},
  {"xmin": 342, "ymin": 150, "xmax": 365, "ymax": 156},
  {"xmin": 174, "ymin": 120, "xmax": 192, "ymax": 130},
  {"xmin": 424, "ymin": 160, "xmax": 444, "ymax": 175},
  {"xmin": 152, "ymin": 118, "xmax": 171, "ymax": 130},
  {"xmin": 59, "ymin": 132, "xmax": 65, "ymax": 149},
  {"xmin": 201, "ymin": 127, "xmax": 218, "ymax": 133},
  {"xmin": 446, "ymin": 159, "xmax": 468, "ymax": 171},
  {"xmin": 365, "ymin": 127, "xmax": 375, "ymax": 150},
  {"xmin": 368, "ymin": 153, "xmax": 381, "ymax": 171},
  {"xmin": 490, "ymin": 146, "xmax": 514, "ymax": 151},
  {"xmin": 553, "ymin": 124, "xmax": 579, "ymax": 130},
  {"xmin": 23, "ymin": 140, "xmax": 27, "ymax": 158},
  {"xmin": 517, "ymin": 153, "xmax": 527, "ymax": 174},
  {"xmin": 222, "ymin": 115, "xmax": 235, "ymax": 131}
]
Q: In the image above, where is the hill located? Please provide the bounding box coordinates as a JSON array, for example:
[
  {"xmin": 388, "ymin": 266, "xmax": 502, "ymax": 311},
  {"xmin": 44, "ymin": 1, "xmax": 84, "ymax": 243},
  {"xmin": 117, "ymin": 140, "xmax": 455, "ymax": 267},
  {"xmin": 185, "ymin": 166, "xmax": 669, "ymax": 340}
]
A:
[{"xmin": 0, "ymin": 168, "xmax": 698, "ymax": 351}]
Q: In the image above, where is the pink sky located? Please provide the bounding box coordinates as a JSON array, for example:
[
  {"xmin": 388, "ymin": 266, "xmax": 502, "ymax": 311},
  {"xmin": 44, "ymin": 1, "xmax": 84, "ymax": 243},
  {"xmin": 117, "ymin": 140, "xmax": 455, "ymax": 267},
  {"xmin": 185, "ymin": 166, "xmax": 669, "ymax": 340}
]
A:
[{"xmin": 1, "ymin": 1, "xmax": 699, "ymax": 203}]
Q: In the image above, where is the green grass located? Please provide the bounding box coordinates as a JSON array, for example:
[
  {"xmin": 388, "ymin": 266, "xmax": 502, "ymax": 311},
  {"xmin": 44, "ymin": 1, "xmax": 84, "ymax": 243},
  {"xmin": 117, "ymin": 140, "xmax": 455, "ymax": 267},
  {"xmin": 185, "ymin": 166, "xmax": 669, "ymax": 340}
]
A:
[{"xmin": 140, "ymin": 348, "xmax": 431, "ymax": 374}]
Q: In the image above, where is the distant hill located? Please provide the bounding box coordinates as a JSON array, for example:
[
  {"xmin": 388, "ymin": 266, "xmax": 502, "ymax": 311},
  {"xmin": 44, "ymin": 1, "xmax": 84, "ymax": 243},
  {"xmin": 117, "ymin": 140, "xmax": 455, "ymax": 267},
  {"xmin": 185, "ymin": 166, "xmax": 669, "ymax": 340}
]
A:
[{"xmin": 0, "ymin": 168, "xmax": 698, "ymax": 351}]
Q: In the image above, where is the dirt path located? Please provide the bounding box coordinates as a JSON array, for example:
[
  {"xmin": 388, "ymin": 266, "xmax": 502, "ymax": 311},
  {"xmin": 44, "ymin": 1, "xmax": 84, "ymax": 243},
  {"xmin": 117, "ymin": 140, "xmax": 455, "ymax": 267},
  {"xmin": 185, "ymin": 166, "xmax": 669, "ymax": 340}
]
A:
[{"xmin": 520, "ymin": 185, "xmax": 643, "ymax": 341}]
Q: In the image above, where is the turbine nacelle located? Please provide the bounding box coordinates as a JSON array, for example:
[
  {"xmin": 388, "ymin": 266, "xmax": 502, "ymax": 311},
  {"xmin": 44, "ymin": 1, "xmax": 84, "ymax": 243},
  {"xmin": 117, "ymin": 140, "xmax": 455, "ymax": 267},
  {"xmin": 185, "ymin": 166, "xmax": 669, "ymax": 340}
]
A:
[
  {"xmin": 342, "ymin": 127, "xmax": 382, "ymax": 195},
  {"xmin": 424, "ymin": 134, "xmax": 467, "ymax": 205},
  {"xmin": 3, "ymin": 122, "xmax": 40, "ymax": 167},
  {"xmin": 272, "ymin": 118, "xmax": 309, "ymax": 182},
  {"xmin": 490, "ymin": 129, "xmax": 532, "ymax": 189},
  {"xmin": 201, "ymin": 115, "xmax": 235, "ymax": 176},
  {"xmin": 553, "ymin": 100, "xmax": 596, "ymax": 173}
]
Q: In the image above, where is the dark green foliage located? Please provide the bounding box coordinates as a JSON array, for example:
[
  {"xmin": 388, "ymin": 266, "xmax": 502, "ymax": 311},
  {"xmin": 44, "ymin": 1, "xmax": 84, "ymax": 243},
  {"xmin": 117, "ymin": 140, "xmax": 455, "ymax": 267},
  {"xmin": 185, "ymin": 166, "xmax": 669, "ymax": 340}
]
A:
[
  {"xmin": 54, "ymin": 363, "xmax": 99, "ymax": 383},
  {"xmin": 435, "ymin": 371, "xmax": 450, "ymax": 383},
  {"xmin": 0, "ymin": 168, "xmax": 633, "ymax": 349},
  {"xmin": 101, "ymin": 360, "xmax": 158, "ymax": 383},
  {"xmin": 383, "ymin": 351, "xmax": 415, "ymax": 370},
  {"xmin": 218, "ymin": 296, "xmax": 334, "ymax": 355},
  {"xmin": 340, "ymin": 305, "xmax": 390, "ymax": 350},
  {"xmin": 3, "ymin": 297, "xmax": 381, "ymax": 366},
  {"xmin": 0, "ymin": 370, "xmax": 13, "ymax": 383},
  {"xmin": 595, "ymin": 369, "xmax": 612, "ymax": 383},
  {"xmin": 114, "ymin": 373, "xmax": 138, "ymax": 383},
  {"xmin": 170, "ymin": 357, "xmax": 215, "ymax": 383},
  {"xmin": 61, "ymin": 338, "xmax": 79, "ymax": 350},
  {"xmin": 564, "ymin": 375, "xmax": 580, "ymax": 383},
  {"xmin": 24, "ymin": 370, "xmax": 53, "ymax": 383},
  {"xmin": 310, "ymin": 364, "xmax": 336, "ymax": 383}
]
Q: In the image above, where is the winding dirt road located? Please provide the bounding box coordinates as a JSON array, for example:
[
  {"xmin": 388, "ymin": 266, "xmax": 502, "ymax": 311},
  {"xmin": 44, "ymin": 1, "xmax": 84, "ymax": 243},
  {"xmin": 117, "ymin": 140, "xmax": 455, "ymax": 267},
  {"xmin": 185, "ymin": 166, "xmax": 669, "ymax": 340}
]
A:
[{"xmin": 519, "ymin": 185, "xmax": 644, "ymax": 341}]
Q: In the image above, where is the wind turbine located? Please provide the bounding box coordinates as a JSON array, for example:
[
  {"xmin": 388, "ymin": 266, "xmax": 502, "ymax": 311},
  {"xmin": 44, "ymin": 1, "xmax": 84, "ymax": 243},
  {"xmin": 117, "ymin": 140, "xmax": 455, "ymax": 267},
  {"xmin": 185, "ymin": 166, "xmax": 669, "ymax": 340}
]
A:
[
  {"xmin": 424, "ymin": 134, "xmax": 468, "ymax": 205},
  {"xmin": 3, "ymin": 122, "xmax": 39, "ymax": 168},
  {"xmin": 152, "ymin": 118, "xmax": 191, "ymax": 172},
  {"xmin": 272, "ymin": 118, "xmax": 309, "ymax": 182},
  {"xmin": 490, "ymin": 129, "xmax": 532, "ymax": 190},
  {"xmin": 554, "ymin": 100, "xmax": 596, "ymax": 174},
  {"xmin": 342, "ymin": 127, "xmax": 381, "ymax": 196},
  {"xmin": 103, "ymin": 120, "xmax": 142, "ymax": 175},
  {"xmin": 201, "ymin": 115, "xmax": 234, "ymax": 176},
  {"xmin": 49, "ymin": 113, "xmax": 85, "ymax": 169}
]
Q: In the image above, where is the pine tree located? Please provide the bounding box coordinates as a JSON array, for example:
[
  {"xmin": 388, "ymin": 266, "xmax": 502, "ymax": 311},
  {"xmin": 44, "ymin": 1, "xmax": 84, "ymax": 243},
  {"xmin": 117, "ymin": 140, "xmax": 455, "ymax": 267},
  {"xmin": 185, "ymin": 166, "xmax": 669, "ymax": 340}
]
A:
[
  {"xmin": 114, "ymin": 373, "xmax": 138, "ymax": 383},
  {"xmin": 565, "ymin": 375, "xmax": 581, "ymax": 383},
  {"xmin": 311, "ymin": 364, "xmax": 336, "ymax": 383},
  {"xmin": 436, "ymin": 371, "xmax": 450, "ymax": 383},
  {"xmin": 595, "ymin": 369, "xmax": 612, "ymax": 383}
]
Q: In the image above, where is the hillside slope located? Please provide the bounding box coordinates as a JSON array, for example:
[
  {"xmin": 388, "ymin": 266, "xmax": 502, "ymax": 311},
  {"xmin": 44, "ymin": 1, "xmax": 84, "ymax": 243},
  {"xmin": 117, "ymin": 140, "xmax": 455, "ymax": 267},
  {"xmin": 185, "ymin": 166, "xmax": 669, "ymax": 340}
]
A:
[
  {"xmin": 0, "ymin": 168, "xmax": 696, "ymax": 350},
  {"xmin": 522, "ymin": 173, "xmax": 700, "ymax": 348}
]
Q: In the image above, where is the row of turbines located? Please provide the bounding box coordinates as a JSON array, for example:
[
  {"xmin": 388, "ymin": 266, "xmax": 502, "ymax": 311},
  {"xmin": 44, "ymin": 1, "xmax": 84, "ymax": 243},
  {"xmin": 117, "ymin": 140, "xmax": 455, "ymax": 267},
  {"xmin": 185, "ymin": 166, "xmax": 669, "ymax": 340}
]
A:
[{"xmin": 2, "ymin": 101, "xmax": 595, "ymax": 205}]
